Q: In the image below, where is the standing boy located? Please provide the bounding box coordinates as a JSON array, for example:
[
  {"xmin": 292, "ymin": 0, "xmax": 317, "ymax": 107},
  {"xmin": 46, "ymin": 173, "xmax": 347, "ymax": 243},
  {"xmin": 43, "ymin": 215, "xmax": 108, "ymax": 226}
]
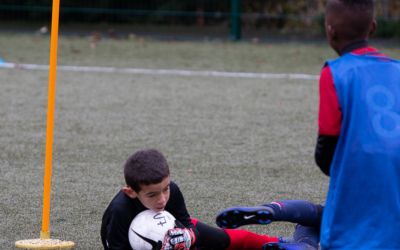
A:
[
  {"xmin": 316, "ymin": 0, "xmax": 400, "ymax": 248},
  {"xmin": 101, "ymin": 149, "xmax": 283, "ymax": 250}
]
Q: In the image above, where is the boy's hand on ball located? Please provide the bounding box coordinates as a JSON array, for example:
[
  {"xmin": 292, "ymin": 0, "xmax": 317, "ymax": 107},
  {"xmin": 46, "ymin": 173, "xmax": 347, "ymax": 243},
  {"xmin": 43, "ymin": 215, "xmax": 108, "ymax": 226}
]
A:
[{"xmin": 161, "ymin": 227, "xmax": 195, "ymax": 250}]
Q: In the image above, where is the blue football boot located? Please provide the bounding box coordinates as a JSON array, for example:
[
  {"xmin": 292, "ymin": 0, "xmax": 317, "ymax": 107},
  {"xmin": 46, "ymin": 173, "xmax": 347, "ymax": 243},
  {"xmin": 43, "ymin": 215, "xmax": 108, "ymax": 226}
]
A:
[{"xmin": 216, "ymin": 206, "xmax": 274, "ymax": 229}]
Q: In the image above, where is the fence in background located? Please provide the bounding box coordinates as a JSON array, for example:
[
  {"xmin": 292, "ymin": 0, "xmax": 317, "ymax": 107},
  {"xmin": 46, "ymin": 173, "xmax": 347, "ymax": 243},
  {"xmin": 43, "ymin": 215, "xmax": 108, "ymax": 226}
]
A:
[{"xmin": 0, "ymin": 0, "xmax": 399, "ymax": 39}]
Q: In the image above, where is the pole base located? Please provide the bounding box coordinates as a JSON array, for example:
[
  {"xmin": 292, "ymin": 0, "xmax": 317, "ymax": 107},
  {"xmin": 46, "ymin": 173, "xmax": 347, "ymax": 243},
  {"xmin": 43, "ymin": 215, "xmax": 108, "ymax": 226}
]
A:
[{"xmin": 15, "ymin": 239, "xmax": 75, "ymax": 249}]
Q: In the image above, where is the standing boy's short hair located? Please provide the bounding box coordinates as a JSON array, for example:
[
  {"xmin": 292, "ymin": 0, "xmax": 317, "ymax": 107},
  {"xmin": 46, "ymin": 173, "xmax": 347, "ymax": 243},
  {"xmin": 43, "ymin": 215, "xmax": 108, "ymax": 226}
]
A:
[
  {"xmin": 124, "ymin": 149, "xmax": 170, "ymax": 192},
  {"xmin": 326, "ymin": 0, "xmax": 375, "ymax": 41},
  {"xmin": 328, "ymin": 0, "xmax": 374, "ymax": 14}
]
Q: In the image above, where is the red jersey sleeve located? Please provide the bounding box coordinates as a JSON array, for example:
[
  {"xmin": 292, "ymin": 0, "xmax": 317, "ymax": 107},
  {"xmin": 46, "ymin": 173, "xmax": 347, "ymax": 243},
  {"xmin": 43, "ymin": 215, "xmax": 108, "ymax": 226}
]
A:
[{"xmin": 318, "ymin": 65, "xmax": 341, "ymax": 136}]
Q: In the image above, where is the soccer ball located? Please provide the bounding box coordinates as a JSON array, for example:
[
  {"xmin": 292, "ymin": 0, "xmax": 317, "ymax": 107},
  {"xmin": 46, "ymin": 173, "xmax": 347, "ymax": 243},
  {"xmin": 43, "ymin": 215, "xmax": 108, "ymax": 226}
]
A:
[{"xmin": 128, "ymin": 210, "xmax": 176, "ymax": 250}]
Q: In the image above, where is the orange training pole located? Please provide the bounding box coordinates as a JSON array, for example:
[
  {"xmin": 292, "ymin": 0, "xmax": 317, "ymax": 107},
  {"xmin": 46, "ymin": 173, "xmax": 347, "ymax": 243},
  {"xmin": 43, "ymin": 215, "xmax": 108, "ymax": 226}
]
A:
[
  {"xmin": 16, "ymin": 0, "xmax": 74, "ymax": 247},
  {"xmin": 41, "ymin": 0, "xmax": 60, "ymax": 239}
]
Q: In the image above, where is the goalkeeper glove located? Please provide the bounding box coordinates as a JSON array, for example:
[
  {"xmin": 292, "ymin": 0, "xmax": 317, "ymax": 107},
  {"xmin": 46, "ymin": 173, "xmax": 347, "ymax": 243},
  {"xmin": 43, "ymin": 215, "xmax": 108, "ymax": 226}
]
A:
[{"xmin": 162, "ymin": 221, "xmax": 196, "ymax": 250}]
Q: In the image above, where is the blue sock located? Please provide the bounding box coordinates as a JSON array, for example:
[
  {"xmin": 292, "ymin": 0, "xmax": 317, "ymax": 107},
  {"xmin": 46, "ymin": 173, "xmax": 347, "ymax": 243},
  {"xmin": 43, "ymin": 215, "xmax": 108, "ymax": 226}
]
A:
[{"xmin": 262, "ymin": 200, "xmax": 323, "ymax": 227}]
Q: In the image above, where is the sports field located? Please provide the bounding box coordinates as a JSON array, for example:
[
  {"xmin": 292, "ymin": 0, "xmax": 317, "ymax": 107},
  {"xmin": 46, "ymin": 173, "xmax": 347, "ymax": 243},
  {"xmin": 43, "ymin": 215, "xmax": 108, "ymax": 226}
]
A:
[{"xmin": 1, "ymin": 33, "xmax": 399, "ymax": 249}]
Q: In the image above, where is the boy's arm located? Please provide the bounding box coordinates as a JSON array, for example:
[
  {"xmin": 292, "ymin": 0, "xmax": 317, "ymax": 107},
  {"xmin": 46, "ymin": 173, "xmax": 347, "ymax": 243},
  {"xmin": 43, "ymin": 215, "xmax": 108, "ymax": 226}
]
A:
[
  {"xmin": 103, "ymin": 207, "xmax": 134, "ymax": 250},
  {"xmin": 315, "ymin": 135, "xmax": 338, "ymax": 176},
  {"xmin": 315, "ymin": 65, "xmax": 341, "ymax": 176},
  {"xmin": 167, "ymin": 182, "xmax": 195, "ymax": 229},
  {"xmin": 165, "ymin": 182, "xmax": 199, "ymax": 247}
]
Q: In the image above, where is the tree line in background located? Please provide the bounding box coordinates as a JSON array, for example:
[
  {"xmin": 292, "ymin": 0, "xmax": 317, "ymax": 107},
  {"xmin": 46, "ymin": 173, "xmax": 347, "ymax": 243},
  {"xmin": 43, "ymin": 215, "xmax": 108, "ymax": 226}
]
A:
[{"xmin": 1, "ymin": 0, "xmax": 399, "ymax": 37}]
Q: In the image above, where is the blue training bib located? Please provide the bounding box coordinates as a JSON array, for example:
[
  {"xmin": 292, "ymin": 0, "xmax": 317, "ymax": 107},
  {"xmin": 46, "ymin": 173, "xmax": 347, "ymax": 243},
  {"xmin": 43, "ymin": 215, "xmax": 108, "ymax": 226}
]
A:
[{"xmin": 321, "ymin": 53, "xmax": 400, "ymax": 249}]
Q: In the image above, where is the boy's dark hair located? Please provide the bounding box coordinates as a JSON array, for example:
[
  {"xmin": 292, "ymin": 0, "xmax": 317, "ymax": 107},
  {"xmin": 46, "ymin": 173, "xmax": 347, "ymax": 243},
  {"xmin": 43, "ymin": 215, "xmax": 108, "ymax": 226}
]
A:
[
  {"xmin": 124, "ymin": 149, "xmax": 170, "ymax": 192},
  {"xmin": 327, "ymin": 0, "xmax": 375, "ymax": 41},
  {"xmin": 338, "ymin": 0, "xmax": 374, "ymax": 8}
]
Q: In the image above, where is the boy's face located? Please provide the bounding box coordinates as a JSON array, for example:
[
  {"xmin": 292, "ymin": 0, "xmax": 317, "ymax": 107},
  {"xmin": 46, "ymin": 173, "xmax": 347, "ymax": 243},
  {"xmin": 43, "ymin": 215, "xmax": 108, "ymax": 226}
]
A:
[{"xmin": 128, "ymin": 176, "xmax": 171, "ymax": 212}]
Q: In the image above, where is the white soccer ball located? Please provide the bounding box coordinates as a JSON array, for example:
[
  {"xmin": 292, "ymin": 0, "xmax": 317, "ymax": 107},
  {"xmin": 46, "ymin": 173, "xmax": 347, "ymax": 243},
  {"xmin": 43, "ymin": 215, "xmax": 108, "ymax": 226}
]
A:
[{"xmin": 128, "ymin": 210, "xmax": 176, "ymax": 250}]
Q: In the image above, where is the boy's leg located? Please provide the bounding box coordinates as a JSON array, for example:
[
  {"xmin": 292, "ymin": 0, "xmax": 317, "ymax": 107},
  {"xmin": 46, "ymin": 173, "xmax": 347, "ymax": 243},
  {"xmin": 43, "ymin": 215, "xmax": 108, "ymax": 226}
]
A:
[
  {"xmin": 193, "ymin": 219, "xmax": 280, "ymax": 250},
  {"xmin": 262, "ymin": 224, "xmax": 319, "ymax": 250},
  {"xmin": 293, "ymin": 224, "xmax": 319, "ymax": 248},
  {"xmin": 224, "ymin": 229, "xmax": 280, "ymax": 250},
  {"xmin": 193, "ymin": 219, "xmax": 230, "ymax": 249},
  {"xmin": 262, "ymin": 242, "xmax": 316, "ymax": 250},
  {"xmin": 216, "ymin": 200, "xmax": 323, "ymax": 229},
  {"xmin": 265, "ymin": 200, "xmax": 323, "ymax": 227}
]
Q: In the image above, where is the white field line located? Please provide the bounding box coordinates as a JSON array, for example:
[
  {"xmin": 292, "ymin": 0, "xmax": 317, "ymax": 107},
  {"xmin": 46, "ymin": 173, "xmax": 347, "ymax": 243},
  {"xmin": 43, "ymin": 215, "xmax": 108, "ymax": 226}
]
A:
[{"xmin": 0, "ymin": 62, "xmax": 319, "ymax": 81}]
